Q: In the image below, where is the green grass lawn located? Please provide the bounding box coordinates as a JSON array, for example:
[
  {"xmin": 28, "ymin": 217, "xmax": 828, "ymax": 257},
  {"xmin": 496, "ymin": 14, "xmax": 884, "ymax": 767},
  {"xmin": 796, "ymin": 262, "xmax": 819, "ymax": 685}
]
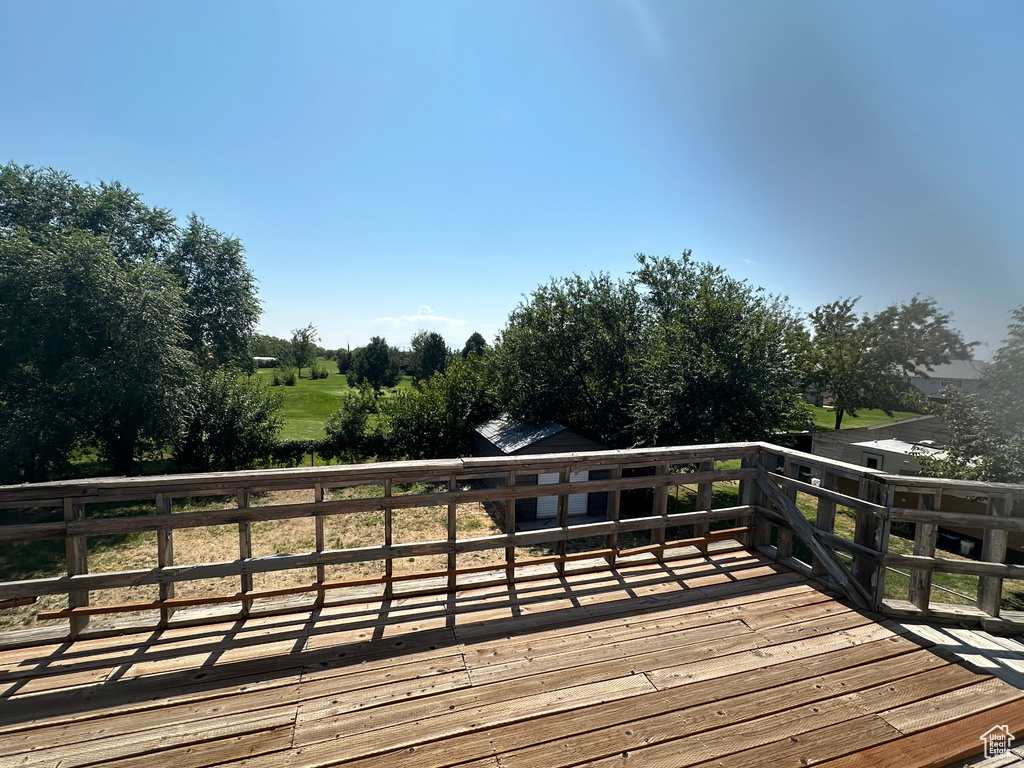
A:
[
  {"xmin": 805, "ymin": 404, "xmax": 922, "ymax": 431},
  {"xmin": 255, "ymin": 366, "xmax": 414, "ymax": 440}
]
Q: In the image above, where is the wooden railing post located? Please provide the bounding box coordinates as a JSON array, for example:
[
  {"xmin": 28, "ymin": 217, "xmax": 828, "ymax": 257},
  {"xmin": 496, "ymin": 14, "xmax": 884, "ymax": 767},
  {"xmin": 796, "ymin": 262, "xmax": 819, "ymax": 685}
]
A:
[
  {"xmin": 237, "ymin": 490, "xmax": 252, "ymax": 617},
  {"xmin": 754, "ymin": 450, "xmax": 774, "ymax": 551},
  {"xmin": 447, "ymin": 475, "xmax": 458, "ymax": 592},
  {"xmin": 505, "ymin": 471, "xmax": 516, "ymax": 584},
  {"xmin": 384, "ymin": 479, "xmax": 393, "ymax": 599},
  {"xmin": 653, "ymin": 463, "xmax": 670, "ymax": 561},
  {"xmin": 908, "ymin": 490, "xmax": 939, "ymax": 614},
  {"xmin": 314, "ymin": 483, "xmax": 326, "ymax": 607},
  {"xmin": 812, "ymin": 472, "xmax": 837, "ymax": 580},
  {"xmin": 738, "ymin": 456, "xmax": 757, "ymax": 549},
  {"xmin": 63, "ymin": 499, "xmax": 89, "ymax": 638},
  {"xmin": 556, "ymin": 467, "xmax": 570, "ymax": 575},
  {"xmin": 155, "ymin": 493, "xmax": 174, "ymax": 627},
  {"xmin": 774, "ymin": 459, "xmax": 797, "ymax": 561},
  {"xmin": 978, "ymin": 493, "xmax": 1012, "ymax": 617},
  {"xmin": 605, "ymin": 465, "xmax": 622, "ymax": 567},
  {"xmin": 852, "ymin": 478, "xmax": 888, "ymax": 609},
  {"xmin": 695, "ymin": 460, "xmax": 713, "ymax": 555}
]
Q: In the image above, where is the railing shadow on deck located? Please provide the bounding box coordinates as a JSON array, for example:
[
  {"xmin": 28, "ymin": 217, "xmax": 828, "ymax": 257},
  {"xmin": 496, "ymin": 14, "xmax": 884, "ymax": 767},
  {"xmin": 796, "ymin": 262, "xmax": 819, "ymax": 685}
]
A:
[{"xmin": 0, "ymin": 548, "xmax": 798, "ymax": 727}]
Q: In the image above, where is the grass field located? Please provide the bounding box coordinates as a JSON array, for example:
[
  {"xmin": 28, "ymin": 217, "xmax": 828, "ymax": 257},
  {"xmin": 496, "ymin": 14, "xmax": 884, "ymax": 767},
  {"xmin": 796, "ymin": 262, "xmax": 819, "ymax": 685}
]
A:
[
  {"xmin": 255, "ymin": 365, "xmax": 414, "ymax": 441},
  {"xmin": 804, "ymin": 404, "xmax": 921, "ymax": 431}
]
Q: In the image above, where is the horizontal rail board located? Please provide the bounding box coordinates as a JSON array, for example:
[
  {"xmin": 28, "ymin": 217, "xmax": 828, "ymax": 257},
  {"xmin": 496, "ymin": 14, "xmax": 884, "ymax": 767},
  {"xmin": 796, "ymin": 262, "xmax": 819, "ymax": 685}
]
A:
[
  {"xmin": 890, "ymin": 507, "xmax": 1024, "ymax": 531},
  {"xmin": 0, "ymin": 506, "xmax": 755, "ymax": 600},
  {"xmin": 33, "ymin": 528, "xmax": 754, "ymax": 620},
  {"xmin": 757, "ymin": 444, "xmax": 888, "ymax": 481},
  {"xmin": 0, "ymin": 472, "xmax": 755, "ymax": 542},
  {"xmin": 764, "ymin": 471, "xmax": 888, "ymax": 517},
  {"xmin": 817, "ymin": 531, "xmax": 885, "ymax": 564},
  {"xmin": 881, "ymin": 475, "xmax": 1024, "ymax": 495},
  {"xmin": 884, "ymin": 553, "xmax": 1024, "ymax": 580},
  {"xmin": 0, "ymin": 443, "xmax": 764, "ymax": 507}
]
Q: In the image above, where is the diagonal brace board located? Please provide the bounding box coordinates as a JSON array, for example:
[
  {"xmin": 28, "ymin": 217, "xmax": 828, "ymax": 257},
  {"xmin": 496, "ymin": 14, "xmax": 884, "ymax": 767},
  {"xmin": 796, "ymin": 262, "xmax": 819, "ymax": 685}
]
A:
[{"xmin": 757, "ymin": 469, "xmax": 870, "ymax": 609}]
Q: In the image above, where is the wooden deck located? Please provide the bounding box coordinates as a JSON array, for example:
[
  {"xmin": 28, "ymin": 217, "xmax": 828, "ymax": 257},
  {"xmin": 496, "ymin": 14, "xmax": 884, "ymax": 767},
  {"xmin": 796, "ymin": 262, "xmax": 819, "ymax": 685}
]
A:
[{"xmin": 1, "ymin": 549, "xmax": 1022, "ymax": 768}]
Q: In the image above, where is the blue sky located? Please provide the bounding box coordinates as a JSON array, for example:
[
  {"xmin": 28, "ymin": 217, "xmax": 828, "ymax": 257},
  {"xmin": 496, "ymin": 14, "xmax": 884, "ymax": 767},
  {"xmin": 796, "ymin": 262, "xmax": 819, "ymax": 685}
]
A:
[{"xmin": 3, "ymin": 1, "xmax": 1022, "ymax": 354}]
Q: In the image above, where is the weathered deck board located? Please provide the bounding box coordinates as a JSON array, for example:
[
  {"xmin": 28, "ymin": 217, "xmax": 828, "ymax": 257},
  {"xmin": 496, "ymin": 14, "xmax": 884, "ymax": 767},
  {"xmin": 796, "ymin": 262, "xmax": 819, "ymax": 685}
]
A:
[{"xmin": 0, "ymin": 549, "xmax": 1019, "ymax": 768}]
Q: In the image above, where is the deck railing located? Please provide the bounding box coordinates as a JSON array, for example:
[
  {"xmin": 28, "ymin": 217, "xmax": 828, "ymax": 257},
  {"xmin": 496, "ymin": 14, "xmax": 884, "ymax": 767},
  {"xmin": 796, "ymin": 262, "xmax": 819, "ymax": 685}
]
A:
[{"xmin": 0, "ymin": 441, "xmax": 1022, "ymax": 643}]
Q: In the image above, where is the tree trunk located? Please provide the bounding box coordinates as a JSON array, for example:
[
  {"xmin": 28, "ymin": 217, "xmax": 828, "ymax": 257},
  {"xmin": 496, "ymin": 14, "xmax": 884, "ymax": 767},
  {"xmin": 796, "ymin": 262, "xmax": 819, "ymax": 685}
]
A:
[
  {"xmin": 110, "ymin": 431, "xmax": 137, "ymax": 476},
  {"xmin": 834, "ymin": 407, "xmax": 845, "ymax": 431}
]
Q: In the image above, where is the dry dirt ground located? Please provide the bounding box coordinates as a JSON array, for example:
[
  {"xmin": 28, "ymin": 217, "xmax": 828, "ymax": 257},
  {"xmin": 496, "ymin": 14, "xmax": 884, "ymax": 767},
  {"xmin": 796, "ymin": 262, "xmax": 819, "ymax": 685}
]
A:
[
  {"xmin": 0, "ymin": 485, "xmax": 515, "ymax": 631},
  {"xmin": 0, "ymin": 481, "xmax": 741, "ymax": 632}
]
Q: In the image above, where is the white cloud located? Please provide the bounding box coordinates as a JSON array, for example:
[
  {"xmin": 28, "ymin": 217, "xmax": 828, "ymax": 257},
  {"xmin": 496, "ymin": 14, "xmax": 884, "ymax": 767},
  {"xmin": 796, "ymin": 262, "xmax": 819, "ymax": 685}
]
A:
[
  {"xmin": 743, "ymin": 259, "xmax": 757, "ymax": 265},
  {"xmin": 373, "ymin": 305, "xmax": 467, "ymax": 326}
]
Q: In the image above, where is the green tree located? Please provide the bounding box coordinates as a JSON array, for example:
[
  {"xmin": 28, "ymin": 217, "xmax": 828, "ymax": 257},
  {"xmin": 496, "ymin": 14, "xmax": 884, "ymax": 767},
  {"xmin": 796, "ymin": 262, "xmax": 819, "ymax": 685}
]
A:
[
  {"xmin": 632, "ymin": 252, "xmax": 810, "ymax": 445},
  {"xmin": 251, "ymin": 333, "xmax": 294, "ymax": 365},
  {"xmin": 462, "ymin": 332, "xmax": 487, "ymax": 358},
  {"xmin": 803, "ymin": 297, "xmax": 973, "ymax": 429},
  {"xmin": 0, "ymin": 162, "xmax": 268, "ymax": 480},
  {"xmin": 351, "ymin": 336, "xmax": 401, "ymax": 392},
  {"xmin": 0, "ymin": 229, "xmax": 193, "ymax": 478},
  {"xmin": 166, "ymin": 214, "xmax": 260, "ymax": 368},
  {"xmin": 376, "ymin": 356, "xmax": 495, "ymax": 460},
  {"xmin": 493, "ymin": 272, "xmax": 646, "ymax": 447},
  {"xmin": 409, "ymin": 330, "xmax": 449, "ymax": 381},
  {"xmin": 290, "ymin": 324, "xmax": 319, "ymax": 377},
  {"xmin": 921, "ymin": 307, "xmax": 1024, "ymax": 483},
  {"xmin": 173, "ymin": 371, "xmax": 283, "ymax": 471},
  {"xmin": 321, "ymin": 383, "xmax": 379, "ymax": 463},
  {"xmin": 0, "ymin": 163, "xmax": 178, "ymax": 265},
  {"xmin": 492, "ymin": 252, "xmax": 810, "ymax": 448},
  {"xmin": 335, "ymin": 347, "xmax": 354, "ymax": 375}
]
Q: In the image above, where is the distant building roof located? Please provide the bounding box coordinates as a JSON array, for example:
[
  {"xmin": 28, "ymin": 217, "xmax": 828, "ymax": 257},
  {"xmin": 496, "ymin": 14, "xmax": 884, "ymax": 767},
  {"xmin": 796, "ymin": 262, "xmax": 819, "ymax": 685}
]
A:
[
  {"xmin": 850, "ymin": 438, "xmax": 946, "ymax": 459},
  {"xmin": 865, "ymin": 414, "xmax": 939, "ymax": 431},
  {"xmin": 910, "ymin": 360, "xmax": 990, "ymax": 381},
  {"xmin": 474, "ymin": 415, "xmax": 567, "ymax": 454}
]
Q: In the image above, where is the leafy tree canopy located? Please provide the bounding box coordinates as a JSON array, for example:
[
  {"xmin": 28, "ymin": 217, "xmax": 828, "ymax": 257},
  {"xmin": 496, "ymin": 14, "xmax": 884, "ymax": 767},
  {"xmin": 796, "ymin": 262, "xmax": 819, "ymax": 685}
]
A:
[
  {"xmin": 0, "ymin": 229, "xmax": 193, "ymax": 479},
  {"xmin": 802, "ymin": 297, "xmax": 973, "ymax": 429},
  {"xmin": 251, "ymin": 333, "xmax": 294, "ymax": 365},
  {"xmin": 376, "ymin": 355, "xmax": 496, "ymax": 460},
  {"xmin": 409, "ymin": 330, "xmax": 449, "ymax": 381},
  {"xmin": 290, "ymin": 324, "xmax": 319, "ymax": 377},
  {"xmin": 632, "ymin": 252, "xmax": 810, "ymax": 445},
  {"xmin": 173, "ymin": 370, "xmax": 283, "ymax": 471},
  {"xmin": 0, "ymin": 162, "xmax": 266, "ymax": 480},
  {"xmin": 462, "ymin": 332, "xmax": 487, "ymax": 358},
  {"xmin": 321, "ymin": 383, "xmax": 379, "ymax": 463},
  {"xmin": 921, "ymin": 307, "xmax": 1024, "ymax": 483},
  {"xmin": 351, "ymin": 336, "xmax": 402, "ymax": 392},
  {"xmin": 493, "ymin": 272, "xmax": 644, "ymax": 447},
  {"xmin": 167, "ymin": 214, "xmax": 260, "ymax": 369},
  {"xmin": 0, "ymin": 164, "xmax": 178, "ymax": 264},
  {"xmin": 492, "ymin": 253, "xmax": 808, "ymax": 448}
]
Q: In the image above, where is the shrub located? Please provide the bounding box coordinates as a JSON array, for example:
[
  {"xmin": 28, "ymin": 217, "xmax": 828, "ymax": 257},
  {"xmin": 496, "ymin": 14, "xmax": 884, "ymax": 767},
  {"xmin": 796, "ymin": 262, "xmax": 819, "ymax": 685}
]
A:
[
  {"xmin": 173, "ymin": 370, "xmax": 284, "ymax": 471},
  {"xmin": 272, "ymin": 367, "xmax": 298, "ymax": 386},
  {"xmin": 322, "ymin": 383, "xmax": 378, "ymax": 463},
  {"xmin": 270, "ymin": 438, "xmax": 320, "ymax": 467},
  {"xmin": 309, "ymin": 363, "xmax": 329, "ymax": 380}
]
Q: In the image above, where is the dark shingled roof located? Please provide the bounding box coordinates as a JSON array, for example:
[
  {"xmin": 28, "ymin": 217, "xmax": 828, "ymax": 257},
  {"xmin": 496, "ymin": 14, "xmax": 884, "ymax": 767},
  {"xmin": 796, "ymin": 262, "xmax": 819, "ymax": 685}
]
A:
[{"xmin": 474, "ymin": 415, "xmax": 567, "ymax": 454}]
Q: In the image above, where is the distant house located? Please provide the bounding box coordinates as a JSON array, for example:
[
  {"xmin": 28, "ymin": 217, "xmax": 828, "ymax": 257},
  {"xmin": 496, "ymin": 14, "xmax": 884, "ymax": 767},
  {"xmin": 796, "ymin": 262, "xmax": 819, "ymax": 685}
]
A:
[
  {"xmin": 811, "ymin": 414, "xmax": 949, "ymax": 475},
  {"xmin": 908, "ymin": 360, "xmax": 989, "ymax": 401},
  {"xmin": 472, "ymin": 415, "xmax": 612, "ymax": 525},
  {"xmin": 253, "ymin": 356, "xmax": 278, "ymax": 368}
]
